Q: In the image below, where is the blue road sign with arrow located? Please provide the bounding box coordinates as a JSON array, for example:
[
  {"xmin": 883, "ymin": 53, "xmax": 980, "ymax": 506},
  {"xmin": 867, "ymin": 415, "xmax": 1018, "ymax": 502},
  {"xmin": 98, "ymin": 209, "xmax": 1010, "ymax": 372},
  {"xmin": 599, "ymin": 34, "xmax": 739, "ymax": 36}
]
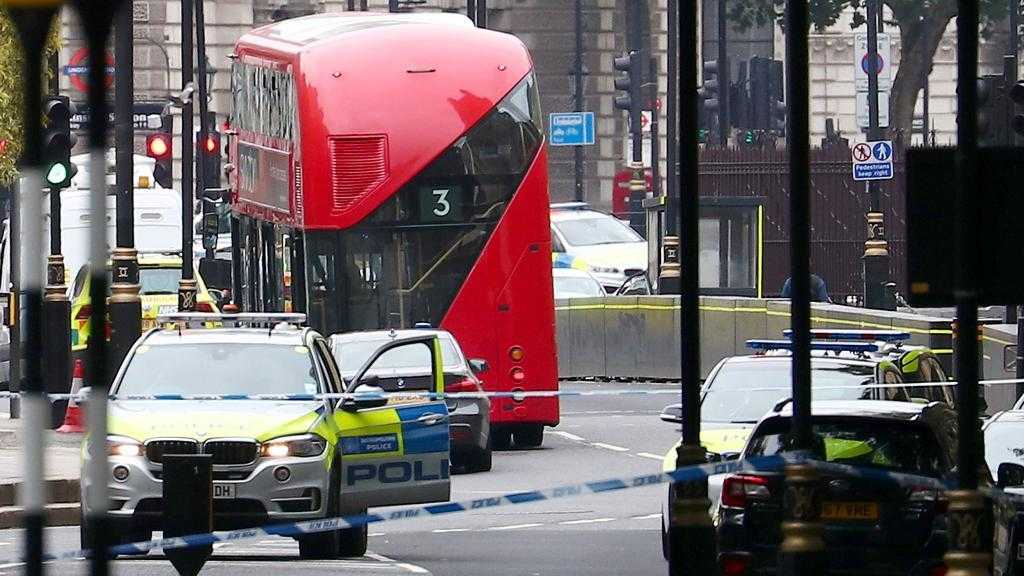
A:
[{"xmin": 549, "ymin": 112, "xmax": 595, "ymax": 146}]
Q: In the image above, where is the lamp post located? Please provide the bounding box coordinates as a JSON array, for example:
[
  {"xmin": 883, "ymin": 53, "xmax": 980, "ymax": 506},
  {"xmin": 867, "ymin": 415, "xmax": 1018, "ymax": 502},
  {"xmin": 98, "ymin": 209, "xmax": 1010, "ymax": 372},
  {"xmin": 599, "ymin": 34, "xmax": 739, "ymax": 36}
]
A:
[{"xmin": 862, "ymin": 0, "xmax": 893, "ymax": 311}]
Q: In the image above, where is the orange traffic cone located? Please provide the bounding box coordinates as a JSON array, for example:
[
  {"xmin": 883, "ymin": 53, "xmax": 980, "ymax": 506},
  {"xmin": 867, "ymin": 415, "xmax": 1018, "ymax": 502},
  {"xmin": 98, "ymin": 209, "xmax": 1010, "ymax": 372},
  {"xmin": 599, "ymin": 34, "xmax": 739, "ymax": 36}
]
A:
[{"xmin": 56, "ymin": 359, "xmax": 85, "ymax": 434}]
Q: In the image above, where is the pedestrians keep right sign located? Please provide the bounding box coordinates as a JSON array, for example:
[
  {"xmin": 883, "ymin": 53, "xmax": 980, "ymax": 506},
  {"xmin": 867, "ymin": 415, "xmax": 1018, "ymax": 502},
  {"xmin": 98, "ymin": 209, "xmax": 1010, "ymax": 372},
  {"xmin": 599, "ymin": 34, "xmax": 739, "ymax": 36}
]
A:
[
  {"xmin": 852, "ymin": 140, "xmax": 895, "ymax": 181},
  {"xmin": 549, "ymin": 112, "xmax": 595, "ymax": 146}
]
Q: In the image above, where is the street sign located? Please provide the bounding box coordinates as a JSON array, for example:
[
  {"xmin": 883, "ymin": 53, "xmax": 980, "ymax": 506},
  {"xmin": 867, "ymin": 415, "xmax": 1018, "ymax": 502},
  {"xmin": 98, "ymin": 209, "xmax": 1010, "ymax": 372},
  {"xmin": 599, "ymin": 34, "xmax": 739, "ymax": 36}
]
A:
[
  {"xmin": 854, "ymin": 32, "xmax": 892, "ymax": 91},
  {"xmin": 64, "ymin": 47, "xmax": 114, "ymax": 93},
  {"xmin": 852, "ymin": 140, "xmax": 894, "ymax": 181},
  {"xmin": 549, "ymin": 112, "xmax": 595, "ymax": 146},
  {"xmin": 856, "ymin": 92, "xmax": 890, "ymax": 129},
  {"xmin": 70, "ymin": 101, "xmax": 166, "ymax": 132}
]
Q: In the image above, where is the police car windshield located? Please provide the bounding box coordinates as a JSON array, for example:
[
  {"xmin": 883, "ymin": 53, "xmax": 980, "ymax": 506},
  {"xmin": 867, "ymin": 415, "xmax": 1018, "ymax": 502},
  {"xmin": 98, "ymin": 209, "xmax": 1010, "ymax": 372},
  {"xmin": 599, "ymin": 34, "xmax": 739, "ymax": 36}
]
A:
[
  {"xmin": 746, "ymin": 418, "xmax": 944, "ymax": 477},
  {"xmin": 554, "ymin": 216, "xmax": 643, "ymax": 246},
  {"xmin": 334, "ymin": 338, "xmax": 461, "ymax": 376},
  {"xmin": 116, "ymin": 343, "xmax": 319, "ymax": 396},
  {"xmin": 701, "ymin": 361, "xmax": 876, "ymax": 424}
]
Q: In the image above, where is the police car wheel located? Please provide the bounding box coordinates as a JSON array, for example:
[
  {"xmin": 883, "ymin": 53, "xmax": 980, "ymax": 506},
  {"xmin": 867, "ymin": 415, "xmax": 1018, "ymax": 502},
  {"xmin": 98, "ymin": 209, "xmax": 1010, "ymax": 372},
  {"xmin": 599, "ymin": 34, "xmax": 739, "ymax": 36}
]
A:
[
  {"xmin": 473, "ymin": 447, "xmax": 493, "ymax": 473},
  {"xmin": 337, "ymin": 509, "xmax": 368, "ymax": 558},
  {"xmin": 298, "ymin": 465, "xmax": 342, "ymax": 560},
  {"xmin": 514, "ymin": 425, "xmax": 544, "ymax": 448}
]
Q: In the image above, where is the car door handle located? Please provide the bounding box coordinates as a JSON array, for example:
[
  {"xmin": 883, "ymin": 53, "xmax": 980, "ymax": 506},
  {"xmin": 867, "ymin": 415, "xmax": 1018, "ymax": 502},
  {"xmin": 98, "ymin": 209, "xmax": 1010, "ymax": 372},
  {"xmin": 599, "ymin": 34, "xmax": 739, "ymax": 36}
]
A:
[{"xmin": 417, "ymin": 413, "xmax": 447, "ymax": 425}]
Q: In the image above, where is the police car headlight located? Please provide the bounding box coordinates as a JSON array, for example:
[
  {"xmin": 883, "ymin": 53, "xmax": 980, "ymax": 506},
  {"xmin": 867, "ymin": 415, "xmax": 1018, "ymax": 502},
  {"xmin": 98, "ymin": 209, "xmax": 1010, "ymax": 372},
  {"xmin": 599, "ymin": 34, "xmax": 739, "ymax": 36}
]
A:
[
  {"xmin": 107, "ymin": 436, "xmax": 143, "ymax": 458},
  {"xmin": 590, "ymin": 266, "xmax": 620, "ymax": 274},
  {"xmin": 260, "ymin": 434, "xmax": 327, "ymax": 458}
]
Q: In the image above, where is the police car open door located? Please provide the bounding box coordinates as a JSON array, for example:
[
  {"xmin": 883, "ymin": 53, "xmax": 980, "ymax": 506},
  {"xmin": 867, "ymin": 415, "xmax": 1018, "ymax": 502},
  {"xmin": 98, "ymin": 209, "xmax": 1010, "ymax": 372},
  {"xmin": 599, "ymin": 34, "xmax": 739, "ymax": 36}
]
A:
[{"xmin": 337, "ymin": 335, "xmax": 452, "ymax": 509}]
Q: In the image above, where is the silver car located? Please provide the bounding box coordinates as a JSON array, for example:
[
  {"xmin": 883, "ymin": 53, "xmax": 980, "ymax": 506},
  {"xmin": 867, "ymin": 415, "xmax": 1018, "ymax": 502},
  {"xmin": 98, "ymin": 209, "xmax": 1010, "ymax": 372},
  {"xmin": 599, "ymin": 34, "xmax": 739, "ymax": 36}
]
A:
[{"xmin": 330, "ymin": 329, "xmax": 493, "ymax": 473}]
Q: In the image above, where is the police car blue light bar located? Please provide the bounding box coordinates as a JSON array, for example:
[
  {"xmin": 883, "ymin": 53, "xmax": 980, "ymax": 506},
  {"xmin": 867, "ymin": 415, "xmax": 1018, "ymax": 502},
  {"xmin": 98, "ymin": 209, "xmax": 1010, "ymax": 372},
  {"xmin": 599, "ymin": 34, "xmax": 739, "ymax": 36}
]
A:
[
  {"xmin": 781, "ymin": 329, "xmax": 911, "ymax": 343},
  {"xmin": 746, "ymin": 339, "xmax": 880, "ymax": 353}
]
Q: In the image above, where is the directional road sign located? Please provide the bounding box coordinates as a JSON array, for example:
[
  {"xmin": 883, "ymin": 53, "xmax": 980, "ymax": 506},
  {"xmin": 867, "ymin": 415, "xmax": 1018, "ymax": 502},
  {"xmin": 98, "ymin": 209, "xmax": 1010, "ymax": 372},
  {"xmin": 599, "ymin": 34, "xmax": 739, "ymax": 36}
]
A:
[
  {"xmin": 852, "ymin": 140, "xmax": 894, "ymax": 181},
  {"xmin": 549, "ymin": 112, "xmax": 595, "ymax": 146}
]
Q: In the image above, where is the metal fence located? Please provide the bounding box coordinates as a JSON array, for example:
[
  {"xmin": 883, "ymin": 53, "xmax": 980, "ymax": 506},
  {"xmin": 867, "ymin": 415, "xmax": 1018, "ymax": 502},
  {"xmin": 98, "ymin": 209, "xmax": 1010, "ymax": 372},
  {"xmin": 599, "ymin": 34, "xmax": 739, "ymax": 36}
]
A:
[{"xmin": 699, "ymin": 145, "xmax": 907, "ymax": 300}]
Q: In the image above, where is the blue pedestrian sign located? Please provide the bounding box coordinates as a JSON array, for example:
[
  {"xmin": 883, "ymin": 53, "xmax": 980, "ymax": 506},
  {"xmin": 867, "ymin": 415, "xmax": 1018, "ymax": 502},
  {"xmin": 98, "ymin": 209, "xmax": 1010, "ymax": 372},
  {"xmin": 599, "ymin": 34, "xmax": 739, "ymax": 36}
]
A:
[
  {"xmin": 549, "ymin": 112, "xmax": 595, "ymax": 146},
  {"xmin": 852, "ymin": 140, "xmax": 894, "ymax": 181}
]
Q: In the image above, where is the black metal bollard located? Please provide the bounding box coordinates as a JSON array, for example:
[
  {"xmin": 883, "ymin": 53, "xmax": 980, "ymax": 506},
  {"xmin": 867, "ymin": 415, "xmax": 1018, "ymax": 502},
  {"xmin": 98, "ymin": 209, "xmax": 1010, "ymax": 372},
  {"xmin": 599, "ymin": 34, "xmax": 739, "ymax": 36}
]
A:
[{"xmin": 162, "ymin": 454, "xmax": 213, "ymax": 576}]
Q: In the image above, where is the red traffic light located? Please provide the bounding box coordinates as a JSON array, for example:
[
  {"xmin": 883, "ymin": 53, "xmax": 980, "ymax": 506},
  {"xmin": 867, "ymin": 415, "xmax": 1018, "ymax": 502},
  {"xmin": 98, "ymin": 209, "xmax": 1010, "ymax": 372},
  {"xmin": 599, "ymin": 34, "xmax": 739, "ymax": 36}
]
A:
[
  {"xmin": 202, "ymin": 133, "xmax": 220, "ymax": 155},
  {"xmin": 146, "ymin": 133, "xmax": 171, "ymax": 159}
]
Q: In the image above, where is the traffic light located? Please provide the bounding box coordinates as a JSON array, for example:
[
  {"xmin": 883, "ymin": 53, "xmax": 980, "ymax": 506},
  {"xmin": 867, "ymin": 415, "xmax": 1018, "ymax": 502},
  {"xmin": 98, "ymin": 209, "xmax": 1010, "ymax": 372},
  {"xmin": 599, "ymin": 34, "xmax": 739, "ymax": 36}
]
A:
[
  {"xmin": 1009, "ymin": 80, "xmax": 1024, "ymax": 138},
  {"xmin": 146, "ymin": 132, "xmax": 173, "ymax": 189},
  {"xmin": 42, "ymin": 96, "xmax": 77, "ymax": 188},
  {"xmin": 976, "ymin": 74, "xmax": 1007, "ymax": 146},
  {"xmin": 700, "ymin": 58, "xmax": 721, "ymax": 132},
  {"xmin": 200, "ymin": 130, "xmax": 221, "ymax": 189},
  {"xmin": 613, "ymin": 51, "xmax": 642, "ymax": 134},
  {"xmin": 768, "ymin": 59, "xmax": 786, "ymax": 134}
]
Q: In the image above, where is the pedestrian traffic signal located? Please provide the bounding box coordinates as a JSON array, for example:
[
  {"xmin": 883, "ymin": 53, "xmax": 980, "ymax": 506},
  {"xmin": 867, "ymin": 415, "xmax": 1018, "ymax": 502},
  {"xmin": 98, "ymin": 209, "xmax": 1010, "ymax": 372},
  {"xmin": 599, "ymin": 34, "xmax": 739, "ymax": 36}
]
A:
[
  {"xmin": 146, "ymin": 133, "xmax": 173, "ymax": 189},
  {"xmin": 613, "ymin": 51, "xmax": 642, "ymax": 134},
  {"xmin": 42, "ymin": 96, "xmax": 77, "ymax": 188}
]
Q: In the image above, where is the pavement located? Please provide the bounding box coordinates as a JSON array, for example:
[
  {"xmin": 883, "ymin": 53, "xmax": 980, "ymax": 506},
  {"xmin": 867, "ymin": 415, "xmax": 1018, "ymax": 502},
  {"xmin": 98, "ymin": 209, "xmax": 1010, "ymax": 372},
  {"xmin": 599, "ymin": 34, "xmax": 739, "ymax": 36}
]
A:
[{"xmin": 0, "ymin": 380, "xmax": 682, "ymax": 575}]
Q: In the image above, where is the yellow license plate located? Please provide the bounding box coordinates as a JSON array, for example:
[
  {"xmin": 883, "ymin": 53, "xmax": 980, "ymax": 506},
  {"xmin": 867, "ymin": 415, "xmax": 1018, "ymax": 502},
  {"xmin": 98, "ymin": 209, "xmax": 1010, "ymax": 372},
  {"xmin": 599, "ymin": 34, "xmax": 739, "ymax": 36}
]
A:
[{"xmin": 821, "ymin": 501, "xmax": 879, "ymax": 521}]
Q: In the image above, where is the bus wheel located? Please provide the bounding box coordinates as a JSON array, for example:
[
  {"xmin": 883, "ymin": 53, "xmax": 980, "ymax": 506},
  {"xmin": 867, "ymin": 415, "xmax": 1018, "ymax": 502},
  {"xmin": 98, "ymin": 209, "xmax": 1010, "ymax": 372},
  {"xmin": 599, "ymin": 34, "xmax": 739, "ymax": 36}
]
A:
[
  {"xmin": 491, "ymin": 428, "xmax": 513, "ymax": 450},
  {"xmin": 514, "ymin": 425, "xmax": 544, "ymax": 448}
]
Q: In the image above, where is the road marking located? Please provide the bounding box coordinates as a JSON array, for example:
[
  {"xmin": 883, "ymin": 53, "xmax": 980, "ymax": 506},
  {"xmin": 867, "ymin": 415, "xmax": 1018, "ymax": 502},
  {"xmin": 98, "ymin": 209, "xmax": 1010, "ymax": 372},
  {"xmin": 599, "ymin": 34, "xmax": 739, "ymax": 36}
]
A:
[
  {"xmin": 592, "ymin": 442, "xmax": 630, "ymax": 452},
  {"xmin": 431, "ymin": 528, "xmax": 470, "ymax": 533},
  {"xmin": 488, "ymin": 523, "xmax": 544, "ymax": 531},
  {"xmin": 558, "ymin": 517, "xmax": 616, "ymax": 525},
  {"xmin": 637, "ymin": 452, "xmax": 665, "ymax": 461},
  {"xmin": 549, "ymin": 431, "xmax": 585, "ymax": 442},
  {"xmin": 368, "ymin": 552, "xmax": 430, "ymax": 574},
  {"xmin": 369, "ymin": 532, "xmax": 387, "ymax": 537},
  {"xmin": 630, "ymin": 513, "xmax": 661, "ymax": 520}
]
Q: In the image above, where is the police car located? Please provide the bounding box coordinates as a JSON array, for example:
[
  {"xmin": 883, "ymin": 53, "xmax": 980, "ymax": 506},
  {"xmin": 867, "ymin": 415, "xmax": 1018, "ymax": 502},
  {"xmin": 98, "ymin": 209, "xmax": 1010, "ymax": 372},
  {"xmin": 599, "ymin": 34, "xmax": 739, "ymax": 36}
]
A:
[
  {"xmin": 658, "ymin": 329, "xmax": 953, "ymax": 560},
  {"xmin": 81, "ymin": 313, "xmax": 452, "ymax": 559}
]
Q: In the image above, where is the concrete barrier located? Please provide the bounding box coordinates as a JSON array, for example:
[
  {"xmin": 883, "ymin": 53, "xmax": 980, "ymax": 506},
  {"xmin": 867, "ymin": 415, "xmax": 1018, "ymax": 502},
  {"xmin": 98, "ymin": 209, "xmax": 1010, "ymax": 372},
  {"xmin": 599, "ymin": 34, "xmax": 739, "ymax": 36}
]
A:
[{"xmin": 555, "ymin": 295, "xmax": 957, "ymax": 383}]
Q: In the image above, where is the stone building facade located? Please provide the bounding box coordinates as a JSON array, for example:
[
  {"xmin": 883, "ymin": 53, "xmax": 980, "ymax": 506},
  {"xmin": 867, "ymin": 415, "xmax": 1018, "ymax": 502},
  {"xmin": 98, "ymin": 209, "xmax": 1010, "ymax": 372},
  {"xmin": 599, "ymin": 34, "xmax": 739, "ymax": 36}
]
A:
[{"xmin": 57, "ymin": 0, "xmax": 674, "ymax": 211}]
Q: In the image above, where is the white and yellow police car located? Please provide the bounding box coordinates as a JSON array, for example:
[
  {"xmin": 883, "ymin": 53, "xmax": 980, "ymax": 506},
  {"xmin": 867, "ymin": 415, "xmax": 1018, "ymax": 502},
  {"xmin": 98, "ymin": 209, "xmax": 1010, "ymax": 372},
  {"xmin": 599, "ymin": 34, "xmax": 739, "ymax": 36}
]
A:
[{"xmin": 81, "ymin": 313, "xmax": 451, "ymax": 559}]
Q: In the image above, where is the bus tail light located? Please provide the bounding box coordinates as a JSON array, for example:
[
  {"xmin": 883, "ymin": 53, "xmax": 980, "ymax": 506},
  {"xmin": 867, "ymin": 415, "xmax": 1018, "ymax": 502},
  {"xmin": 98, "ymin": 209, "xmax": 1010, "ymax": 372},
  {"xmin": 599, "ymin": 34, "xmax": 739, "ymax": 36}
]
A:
[
  {"xmin": 721, "ymin": 474, "xmax": 770, "ymax": 508},
  {"xmin": 719, "ymin": 553, "xmax": 750, "ymax": 576},
  {"xmin": 445, "ymin": 378, "xmax": 478, "ymax": 394},
  {"xmin": 510, "ymin": 367, "xmax": 525, "ymax": 383},
  {"xmin": 508, "ymin": 346, "xmax": 524, "ymax": 362}
]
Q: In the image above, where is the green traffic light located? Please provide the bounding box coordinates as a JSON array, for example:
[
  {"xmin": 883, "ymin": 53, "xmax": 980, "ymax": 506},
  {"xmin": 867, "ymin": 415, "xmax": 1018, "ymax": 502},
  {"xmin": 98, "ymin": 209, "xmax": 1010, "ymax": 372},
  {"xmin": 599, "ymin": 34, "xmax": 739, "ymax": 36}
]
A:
[
  {"xmin": 45, "ymin": 163, "xmax": 68, "ymax": 186},
  {"xmin": 744, "ymin": 131, "xmax": 756, "ymax": 145}
]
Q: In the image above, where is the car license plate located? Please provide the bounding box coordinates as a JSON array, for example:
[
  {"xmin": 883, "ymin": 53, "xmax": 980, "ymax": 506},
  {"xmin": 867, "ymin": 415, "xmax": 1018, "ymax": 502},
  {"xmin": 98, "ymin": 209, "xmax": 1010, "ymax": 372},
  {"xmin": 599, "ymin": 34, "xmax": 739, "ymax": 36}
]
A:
[
  {"xmin": 213, "ymin": 483, "xmax": 236, "ymax": 499},
  {"xmin": 821, "ymin": 501, "xmax": 878, "ymax": 521}
]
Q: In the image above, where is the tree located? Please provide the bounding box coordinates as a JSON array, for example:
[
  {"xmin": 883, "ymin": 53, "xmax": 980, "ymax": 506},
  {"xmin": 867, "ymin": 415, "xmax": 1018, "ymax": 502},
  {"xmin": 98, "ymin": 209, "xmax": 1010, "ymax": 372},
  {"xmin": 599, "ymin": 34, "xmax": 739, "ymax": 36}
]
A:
[
  {"xmin": 728, "ymin": 0, "xmax": 1008, "ymax": 140},
  {"xmin": 0, "ymin": 7, "xmax": 60, "ymax": 184}
]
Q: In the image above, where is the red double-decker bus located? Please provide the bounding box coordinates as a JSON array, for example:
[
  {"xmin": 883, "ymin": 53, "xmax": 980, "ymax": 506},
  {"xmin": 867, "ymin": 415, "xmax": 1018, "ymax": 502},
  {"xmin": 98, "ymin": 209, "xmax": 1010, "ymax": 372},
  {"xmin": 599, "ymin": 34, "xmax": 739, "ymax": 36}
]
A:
[{"xmin": 227, "ymin": 12, "xmax": 558, "ymax": 447}]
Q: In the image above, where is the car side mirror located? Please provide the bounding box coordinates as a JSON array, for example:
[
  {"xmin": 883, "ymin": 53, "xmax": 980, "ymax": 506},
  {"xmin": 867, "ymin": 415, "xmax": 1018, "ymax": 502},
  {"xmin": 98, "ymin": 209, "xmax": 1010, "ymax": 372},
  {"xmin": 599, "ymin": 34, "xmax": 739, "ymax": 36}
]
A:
[
  {"xmin": 469, "ymin": 359, "xmax": 489, "ymax": 374},
  {"xmin": 997, "ymin": 462, "xmax": 1024, "ymax": 488},
  {"xmin": 341, "ymin": 378, "xmax": 388, "ymax": 412},
  {"xmin": 722, "ymin": 452, "xmax": 741, "ymax": 461},
  {"xmin": 660, "ymin": 404, "xmax": 683, "ymax": 425}
]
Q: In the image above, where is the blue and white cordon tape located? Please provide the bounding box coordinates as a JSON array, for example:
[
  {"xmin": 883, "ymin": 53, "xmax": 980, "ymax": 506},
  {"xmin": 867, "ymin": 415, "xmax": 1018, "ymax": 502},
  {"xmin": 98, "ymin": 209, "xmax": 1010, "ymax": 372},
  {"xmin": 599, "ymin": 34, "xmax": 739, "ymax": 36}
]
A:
[{"xmin": 4, "ymin": 454, "xmax": 788, "ymax": 564}]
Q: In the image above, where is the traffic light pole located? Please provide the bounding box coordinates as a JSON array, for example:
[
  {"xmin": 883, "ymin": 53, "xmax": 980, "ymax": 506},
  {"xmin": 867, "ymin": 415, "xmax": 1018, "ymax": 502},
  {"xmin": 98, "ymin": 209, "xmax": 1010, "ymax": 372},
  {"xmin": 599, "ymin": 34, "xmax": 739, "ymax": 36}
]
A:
[
  {"xmin": 779, "ymin": 1, "xmax": 826, "ymax": 573},
  {"xmin": 195, "ymin": 0, "xmax": 214, "ymax": 260},
  {"xmin": 716, "ymin": 0, "xmax": 729, "ymax": 146},
  {"xmin": 572, "ymin": 0, "xmax": 584, "ymax": 203},
  {"xmin": 178, "ymin": 0, "xmax": 197, "ymax": 312},
  {"xmin": 627, "ymin": 0, "xmax": 645, "ymax": 235},
  {"xmin": 668, "ymin": 2, "xmax": 716, "ymax": 574},
  {"xmin": 862, "ymin": 0, "xmax": 892, "ymax": 311},
  {"xmin": 111, "ymin": 0, "xmax": 142, "ymax": 370},
  {"xmin": 659, "ymin": 0, "xmax": 679, "ymax": 295},
  {"xmin": 946, "ymin": 1, "xmax": 991, "ymax": 574},
  {"xmin": 43, "ymin": 179, "xmax": 70, "ymax": 429}
]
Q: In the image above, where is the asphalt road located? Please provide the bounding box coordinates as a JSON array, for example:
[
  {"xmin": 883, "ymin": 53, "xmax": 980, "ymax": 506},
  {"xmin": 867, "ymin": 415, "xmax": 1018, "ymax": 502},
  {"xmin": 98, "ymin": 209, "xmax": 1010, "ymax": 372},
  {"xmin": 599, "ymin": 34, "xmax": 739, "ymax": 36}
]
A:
[{"xmin": 0, "ymin": 380, "xmax": 683, "ymax": 576}]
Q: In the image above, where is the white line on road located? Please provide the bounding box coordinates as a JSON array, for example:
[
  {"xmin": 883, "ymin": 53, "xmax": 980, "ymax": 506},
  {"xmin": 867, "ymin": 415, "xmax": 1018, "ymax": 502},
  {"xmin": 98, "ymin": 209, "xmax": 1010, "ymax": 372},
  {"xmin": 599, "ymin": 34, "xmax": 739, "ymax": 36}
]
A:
[
  {"xmin": 592, "ymin": 442, "xmax": 630, "ymax": 452},
  {"xmin": 487, "ymin": 523, "xmax": 544, "ymax": 531},
  {"xmin": 558, "ymin": 518, "xmax": 616, "ymax": 526},
  {"xmin": 548, "ymin": 431, "xmax": 585, "ymax": 442},
  {"xmin": 637, "ymin": 452, "xmax": 665, "ymax": 461},
  {"xmin": 630, "ymin": 513, "xmax": 662, "ymax": 521},
  {"xmin": 368, "ymin": 552, "xmax": 430, "ymax": 574},
  {"xmin": 431, "ymin": 528, "xmax": 471, "ymax": 533},
  {"xmin": 369, "ymin": 532, "xmax": 387, "ymax": 537}
]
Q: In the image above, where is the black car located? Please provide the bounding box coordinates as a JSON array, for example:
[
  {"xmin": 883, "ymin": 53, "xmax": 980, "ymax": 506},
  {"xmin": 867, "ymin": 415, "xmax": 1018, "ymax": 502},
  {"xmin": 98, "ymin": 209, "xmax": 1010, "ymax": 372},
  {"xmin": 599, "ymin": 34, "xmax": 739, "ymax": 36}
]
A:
[{"xmin": 717, "ymin": 400, "xmax": 966, "ymax": 576}]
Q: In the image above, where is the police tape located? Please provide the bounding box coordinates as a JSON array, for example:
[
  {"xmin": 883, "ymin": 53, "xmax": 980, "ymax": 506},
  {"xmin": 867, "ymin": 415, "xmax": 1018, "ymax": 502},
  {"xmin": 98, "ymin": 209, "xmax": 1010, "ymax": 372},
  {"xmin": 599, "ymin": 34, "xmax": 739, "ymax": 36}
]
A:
[
  {"xmin": 0, "ymin": 454, "xmax": 790, "ymax": 564},
  {"xmin": 2, "ymin": 377, "xmax": 1024, "ymax": 403}
]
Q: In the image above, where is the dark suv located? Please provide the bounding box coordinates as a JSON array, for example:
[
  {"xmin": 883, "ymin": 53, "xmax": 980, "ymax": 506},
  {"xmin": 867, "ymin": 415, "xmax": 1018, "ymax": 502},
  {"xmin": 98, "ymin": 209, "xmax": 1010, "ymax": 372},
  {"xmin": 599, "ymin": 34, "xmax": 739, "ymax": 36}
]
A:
[{"xmin": 717, "ymin": 400, "xmax": 959, "ymax": 576}]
